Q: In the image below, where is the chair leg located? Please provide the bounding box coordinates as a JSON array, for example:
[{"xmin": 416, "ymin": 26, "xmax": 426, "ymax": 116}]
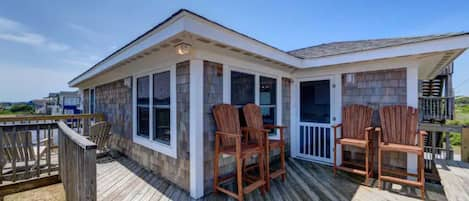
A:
[
  {"xmin": 213, "ymin": 152, "xmax": 219, "ymax": 192},
  {"xmin": 265, "ymin": 144, "xmax": 270, "ymax": 191},
  {"xmin": 333, "ymin": 142, "xmax": 337, "ymax": 176},
  {"xmin": 378, "ymin": 149, "xmax": 382, "ymax": 189},
  {"xmin": 258, "ymin": 152, "xmax": 266, "ymax": 195},
  {"xmin": 280, "ymin": 143, "xmax": 286, "ymax": 181},
  {"xmin": 365, "ymin": 144, "xmax": 369, "ymax": 186},
  {"xmin": 236, "ymin": 154, "xmax": 244, "ymax": 201},
  {"xmin": 420, "ymin": 154, "xmax": 425, "ymax": 200}
]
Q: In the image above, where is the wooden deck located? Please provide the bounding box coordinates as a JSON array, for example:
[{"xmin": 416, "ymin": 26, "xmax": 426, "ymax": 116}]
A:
[
  {"xmin": 96, "ymin": 156, "xmax": 446, "ymax": 201},
  {"xmin": 435, "ymin": 159, "xmax": 469, "ymax": 201}
]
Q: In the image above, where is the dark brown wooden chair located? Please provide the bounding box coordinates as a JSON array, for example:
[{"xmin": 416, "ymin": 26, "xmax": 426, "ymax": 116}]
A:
[
  {"xmin": 333, "ymin": 104, "xmax": 374, "ymax": 185},
  {"xmin": 376, "ymin": 105, "xmax": 427, "ymax": 200},
  {"xmin": 212, "ymin": 104, "xmax": 266, "ymax": 201},
  {"xmin": 242, "ymin": 103, "xmax": 286, "ymax": 191}
]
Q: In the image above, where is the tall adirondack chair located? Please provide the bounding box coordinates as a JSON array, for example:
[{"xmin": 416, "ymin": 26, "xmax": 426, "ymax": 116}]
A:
[
  {"xmin": 333, "ymin": 104, "xmax": 374, "ymax": 185},
  {"xmin": 1, "ymin": 131, "xmax": 48, "ymax": 181},
  {"xmin": 243, "ymin": 103, "xmax": 287, "ymax": 191},
  {"xmin": 88, "ymin": 121, "xmax": 112, "ymax": 154},
  {"xmin": 212, "ymin": 104, "xmax": 266, "ymax": 201},
  {"xmin": 376, "ymin": 105, "xmax": 427, "ymax": 200}
]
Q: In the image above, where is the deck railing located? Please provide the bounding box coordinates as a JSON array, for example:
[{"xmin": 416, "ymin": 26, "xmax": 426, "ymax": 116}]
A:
[
  {"xmin": 419, "ymin": 96, "xmax": 455, "ymax": 121},
  {"xmin": 58, "ymin": 121, "xmax": 96, "ymax": 201},
  {"xmin": 0, "ymin": 114, "xmax": 102, "ymax": 198}
]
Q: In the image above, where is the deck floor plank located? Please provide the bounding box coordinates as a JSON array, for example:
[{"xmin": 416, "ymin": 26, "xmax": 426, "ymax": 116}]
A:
[{"xmin": 93, "ymin": 156, "xmax": 446, "ymax": 201}]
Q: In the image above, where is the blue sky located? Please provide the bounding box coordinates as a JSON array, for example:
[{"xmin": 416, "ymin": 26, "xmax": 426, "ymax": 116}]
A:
[{"xmin": 1, "ymin": 1, "xmax": 469, "ymax": 102}]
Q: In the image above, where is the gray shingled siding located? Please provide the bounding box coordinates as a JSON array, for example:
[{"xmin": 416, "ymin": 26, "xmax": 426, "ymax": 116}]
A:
[
  {"xmin": 83, "ymin": 89, "xmax": 89, "ymax": 114},
  {"xmin": 95, "ymin": 79, "xmax": 132, "ymax": 139},
  {"xmin": 341, "ymin": 68, "xmax": 407, "ymax": 170},
  {"xmin": 97, "ymin": 61, "xmax": 191, "ymax": 191},
  {"xmin": 203, "ymin": 61, "xmax": 224, "ymax": 193},
  {"xmin": 282, "ymin": 78, "xmax": 292, "ymax": 155}
]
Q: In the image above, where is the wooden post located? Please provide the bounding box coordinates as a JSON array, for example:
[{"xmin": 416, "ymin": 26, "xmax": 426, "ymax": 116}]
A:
[{"xmin": 462, "ymin": 127, "xmax": 469, "ymax": 162}]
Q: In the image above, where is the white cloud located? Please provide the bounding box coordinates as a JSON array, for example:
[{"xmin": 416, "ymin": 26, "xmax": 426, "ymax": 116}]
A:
[{"xmin": 0, "ymin": 16, "xmax": 70, "ymax": 51}]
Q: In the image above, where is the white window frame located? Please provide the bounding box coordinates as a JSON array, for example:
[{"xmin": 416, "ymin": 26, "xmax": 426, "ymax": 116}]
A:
[
  {"xmin": 89, "ymin": 87, "xmax": 96, "ymax": 114},
  {"xmin": 223, "ymin": 65, "xmax": 282, "ymax": 140},
  {"xmin": 132, "ymin": 65, "xmax": 177, "ymax": 158}
]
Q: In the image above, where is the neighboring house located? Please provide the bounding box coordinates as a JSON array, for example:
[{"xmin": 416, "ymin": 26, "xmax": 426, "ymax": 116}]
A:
[
  {"xmin": 68, "ymin": 9, "xmax": 469, "ymax": 199},
  {"xmin": 31, "ymin": 99, "xmax": 48, "ymax": 114},
  {"xmin": 46, "ymin": 91, "xmax": 82, "ymax": 115}
]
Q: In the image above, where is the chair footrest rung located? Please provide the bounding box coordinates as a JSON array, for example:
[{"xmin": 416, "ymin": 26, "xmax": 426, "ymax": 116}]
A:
[
  {"xmin": 270, "ymin": 169, "xmax": 286, "ymax": 179},
  {"xmin": 380, "ymin": 175, "xmax": 423, "ymax": 187},
  {"xmin": 336, "ymin": 165, "xmax": 366, "ymax": 175},
  {"xmin": 243, "ymin": 180, "xmax": 265, "ymax": 194}
]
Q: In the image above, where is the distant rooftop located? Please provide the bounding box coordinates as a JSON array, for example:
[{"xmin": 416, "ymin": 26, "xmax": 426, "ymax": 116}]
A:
[{"xmin": 288, "ymin": 32, "xmax": 469, "ymax": 59}]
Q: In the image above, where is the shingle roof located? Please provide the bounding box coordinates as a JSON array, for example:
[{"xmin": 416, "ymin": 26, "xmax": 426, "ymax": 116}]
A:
[{"xmin": 288, "ymin": 32, "xmax": 469, "ymax": 59}]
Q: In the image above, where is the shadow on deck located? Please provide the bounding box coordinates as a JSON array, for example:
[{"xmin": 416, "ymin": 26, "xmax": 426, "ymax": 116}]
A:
[{"xmin": 95, "ymin": 156, "xmax": 447, "ymax": 201}]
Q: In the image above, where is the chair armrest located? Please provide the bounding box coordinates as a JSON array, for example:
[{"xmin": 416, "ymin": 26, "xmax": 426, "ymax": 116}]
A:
[
  {"xmin": 242, "ymin": 127, "xmax": 270, "ymax": 134},
  {"xmin": 264, "ymin": 124, "xmax": 287, "ymax": 129},
  {"xmin": 216, "ymin": 131, "xmax": 241, "ymax": 138},
  {"xmin": 39, "ymin": 138, "xmax": 50, "ymax": 145},
  {"xmin": 419, "ymin": 130, "xmax": 428, "ymax": 136},
  {"xmin": 332, "ymin": 123, "xmax": 342, "ymax": 128}
]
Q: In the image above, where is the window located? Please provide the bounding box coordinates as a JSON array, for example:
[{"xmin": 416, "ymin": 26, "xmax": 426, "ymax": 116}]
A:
[
  {"xmin": 137, "ymin": 76, "xmax": 150, "ymax": 138},
  {"xmin": 153, "ymin": 71, "xmax": 171, "ymax": 145},
  {"xmin": 133, "ymin": 67, "xmax": 176, "ymax": 158},
  {"xmin": 260, "ymin": 76, "xmax": 277, "ymax": 133},
  {"xmin": 229, "ymin": 70, "xmax": 279, "ymax": 137},
  {"xmin": 300, "ymin": 80, "xmax": 330, "ymax": 123},
  {"xmin": 231, "ymin": 71, "xmax": 255, "ymax": 107},
  {"xmin": 89, "ymin": 88, "xmax": 95, "ymax": 114}
]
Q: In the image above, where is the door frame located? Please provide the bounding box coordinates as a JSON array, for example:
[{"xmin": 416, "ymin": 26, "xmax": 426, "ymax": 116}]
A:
[{"xmin": 291, "ymin": 74, "xmax": 341, "ymax": 165}]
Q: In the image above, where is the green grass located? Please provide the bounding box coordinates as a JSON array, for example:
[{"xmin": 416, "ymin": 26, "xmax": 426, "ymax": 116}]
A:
[{"xmin": 446, "ymin": 103, "xmax": 469, "ymax": 146}]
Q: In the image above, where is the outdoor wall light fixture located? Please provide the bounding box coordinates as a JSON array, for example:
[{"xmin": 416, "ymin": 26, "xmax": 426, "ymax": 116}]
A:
[{"xmin": 175, "ymin": 42, "xmax": 192, "ymax": 55}]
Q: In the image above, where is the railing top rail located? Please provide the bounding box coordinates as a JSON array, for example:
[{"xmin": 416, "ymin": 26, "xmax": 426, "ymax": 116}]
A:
[
  {"xmin": 0, "ymin": 122, "xmax": 57, "ymax": 132},
  {"xmin": 419, "ymin": 123, "xmax": 464, "ymax": 133},
  {"xmin": 0, "ymin": 113, "xmax": 104, "ymax": 123},
  {"xmin": 57, "ymin": 121, "xmax": 97, "ymax": 150},
  {"xmin": 419, "ymin": 96, "xmax": 455, "ymax": 99}
]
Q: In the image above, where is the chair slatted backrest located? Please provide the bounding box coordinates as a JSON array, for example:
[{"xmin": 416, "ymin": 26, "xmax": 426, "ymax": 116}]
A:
[
  {"xmin": 243, "ymin": 104, "xmax": 265, "ymax": 143},
  {"xmin": 379, "ymin": 105, "xmax": 418, "ymax": 145},
  {"xmin": 2, "ymin": 131, "xmax": 36, "ymax": 164},
  {"xmin": 342, "ymin": 104, "xmax": 373, "ymax": 139},
  {"xmin": 89, "ymin": 121, "xmax": 112, "ymax": 151},
  {"xmin": 213, "ymin": 104, "xmax": 241, "ymax": 147}
]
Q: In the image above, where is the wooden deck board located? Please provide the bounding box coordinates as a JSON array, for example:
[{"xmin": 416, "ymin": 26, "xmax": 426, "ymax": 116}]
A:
[
  {"xmin": 94, "ymin": 156, "xmax": 446, "ymax": 201},
  {"xmin": 435, "ymin": 159, "xmax": 469, "ymax": 201}
]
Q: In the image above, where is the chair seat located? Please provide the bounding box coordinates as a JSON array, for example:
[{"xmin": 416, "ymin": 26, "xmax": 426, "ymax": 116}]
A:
[
  {"xmin": 379, "ymin": 143, "xmax": 422, "ymax": 155},
  {"xmin": 221, "ymin": 143, "xmax": 263, "ymax": 156},
  {"xmin": 336, "ymin": 138, "xmax": 367, "ymax": 148}
]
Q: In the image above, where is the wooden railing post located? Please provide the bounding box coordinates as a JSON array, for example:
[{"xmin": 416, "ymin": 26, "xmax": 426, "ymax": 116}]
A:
[
  {"xmin": 462, "ymin": 127, "xmax": 469, "ymax": 162},
  {"xmin": 57, "ymin": 121, "xmax": 96, "ymax": 201}
]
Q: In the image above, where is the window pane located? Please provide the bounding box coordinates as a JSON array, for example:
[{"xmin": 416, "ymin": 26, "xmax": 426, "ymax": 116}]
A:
[
  {"xmin": 261, "ymin": 106, "xmax": 275, "ymax": 125},
  {"xmin": 153, "ymin": 71, "xmax": 170, "ymax": 105},
  {"xmin": 154, "ymin": 108, "xmax": 170, "ymax": 145},
  {"xmin": 260, "ymin": 76, "xmax": 276, "ymax": 105},
  {"xmin": 300, "ymin": 80, "xmax": 330, "ymax": 123},
  {"xmin": 89, "ymin": 89, "xmax": 95, "ymax": 113},
  {"xmin": 231, "ymin": 71, "xmax": 255, "ymax": 106},
  {"xmin": 137, "ymin": 76, "xmax": 150, "ymax": 138},
  {"xmin": 153, "ymin": 71, "xmax": 171, "ymax": 145},
  {"xmin": 137, "ymin": 107, "xmax": 149, "ymax": 138},
  {"xmin": 137, "ymin": 76, "xmax": 150, "ymax": 105}
]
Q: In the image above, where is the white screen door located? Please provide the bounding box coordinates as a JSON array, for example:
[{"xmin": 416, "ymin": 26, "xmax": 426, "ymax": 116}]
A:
[{"xmin": 297, "ymin": 78, "xmax": 334, "ymax": 164}]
